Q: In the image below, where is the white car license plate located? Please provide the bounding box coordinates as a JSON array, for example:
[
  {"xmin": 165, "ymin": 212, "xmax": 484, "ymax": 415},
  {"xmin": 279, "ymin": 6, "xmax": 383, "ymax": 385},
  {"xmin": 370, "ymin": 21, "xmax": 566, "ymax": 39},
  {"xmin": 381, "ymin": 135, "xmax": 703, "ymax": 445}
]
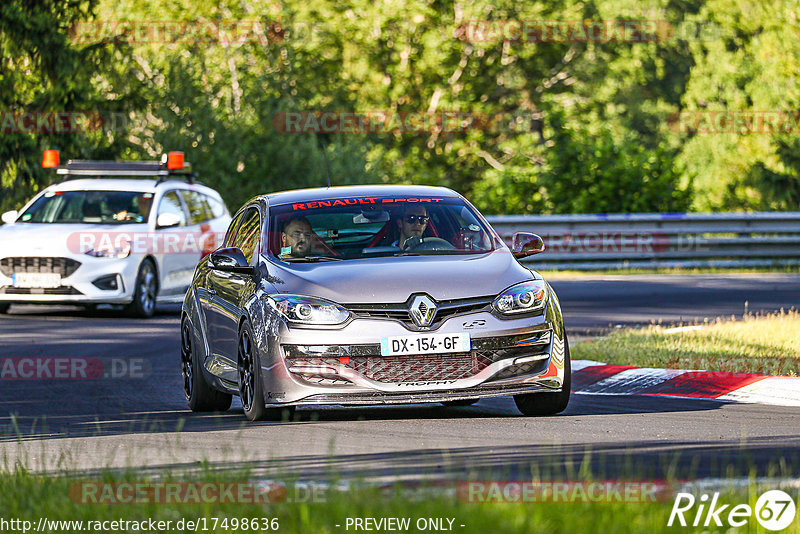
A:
[
  {"xmin": 12, "ymin": 273, "xmax": 62, "ymax": 288},
  {"xmin": 380, "ymin": 332, "xmax": 471, "ymax": 356}
]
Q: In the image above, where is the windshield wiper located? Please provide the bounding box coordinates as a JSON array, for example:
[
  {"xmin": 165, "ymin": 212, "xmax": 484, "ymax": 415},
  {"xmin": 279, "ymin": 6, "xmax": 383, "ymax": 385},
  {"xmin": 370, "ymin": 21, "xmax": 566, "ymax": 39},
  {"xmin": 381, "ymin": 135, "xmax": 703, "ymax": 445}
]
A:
[
  {"xmin": 282, "ymin": 255, "xmax": 344, "ymax": 262},
  {"xmin": 393, "ymin": 250, "xmax": 483, "ymax": 257}
]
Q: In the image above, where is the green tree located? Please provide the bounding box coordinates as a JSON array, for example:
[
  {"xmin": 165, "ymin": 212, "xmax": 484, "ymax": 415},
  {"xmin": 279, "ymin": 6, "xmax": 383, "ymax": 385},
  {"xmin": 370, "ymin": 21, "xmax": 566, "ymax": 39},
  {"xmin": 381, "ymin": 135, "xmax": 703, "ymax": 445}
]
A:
[
  {"xmin": 542, "ymin": 117, "xmax": 691, "ymax": 213},
  {"xmin": 677, "ymin": 0, "xmax": 800, "ymax": 210},
  {"xmin": 0, "ymin": 0, "xmax": 136, "ymax": 212},
  {"xmin": 88, "ymin": 0, "xmax": 383, "ymax": 212},
  {"xmin": 9, "ymin": 0, "xmax": 798, "ymax": 217}
]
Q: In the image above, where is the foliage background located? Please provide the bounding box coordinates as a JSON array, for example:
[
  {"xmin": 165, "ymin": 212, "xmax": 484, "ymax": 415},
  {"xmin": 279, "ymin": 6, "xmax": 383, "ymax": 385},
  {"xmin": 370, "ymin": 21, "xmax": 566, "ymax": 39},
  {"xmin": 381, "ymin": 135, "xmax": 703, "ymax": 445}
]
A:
[{"xmin": 1, "ymin": 0, "xmax": 797, "ymax": 215}]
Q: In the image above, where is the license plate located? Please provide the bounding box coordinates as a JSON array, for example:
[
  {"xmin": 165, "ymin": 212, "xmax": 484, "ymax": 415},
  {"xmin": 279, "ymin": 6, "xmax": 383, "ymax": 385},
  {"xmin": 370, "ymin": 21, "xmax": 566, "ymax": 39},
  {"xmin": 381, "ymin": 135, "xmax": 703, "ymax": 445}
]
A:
[
  {"xmin": 380, "ymin": 332, "xmax": 471, "ymax": 356},
  {"xmin": 12, "ymin": 273, "xmax": 62, "ymax": 288}
]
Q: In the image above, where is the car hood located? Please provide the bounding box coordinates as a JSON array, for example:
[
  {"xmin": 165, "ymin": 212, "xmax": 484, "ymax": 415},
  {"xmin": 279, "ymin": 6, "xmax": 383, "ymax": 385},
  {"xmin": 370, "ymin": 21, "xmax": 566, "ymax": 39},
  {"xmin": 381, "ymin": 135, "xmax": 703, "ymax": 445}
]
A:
[
  {"xmin": 267, "ymin": 250, "xmax": 537, "ymax": 304},
  {"xmin": 0, "ymin": 223, "xmax": 148, "ymax": 257}
]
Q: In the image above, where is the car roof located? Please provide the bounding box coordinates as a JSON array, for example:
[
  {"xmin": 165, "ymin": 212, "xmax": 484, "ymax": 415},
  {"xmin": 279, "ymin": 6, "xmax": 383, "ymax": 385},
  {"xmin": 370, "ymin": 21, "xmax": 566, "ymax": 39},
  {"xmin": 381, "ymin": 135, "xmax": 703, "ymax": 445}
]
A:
[
  {"xmin": 260, "ymin": 184, "xmax": 461, "ymax": 206},
  {"xmin": 46, "ymin": 178, "xmax": 223, "ymax": 198}
]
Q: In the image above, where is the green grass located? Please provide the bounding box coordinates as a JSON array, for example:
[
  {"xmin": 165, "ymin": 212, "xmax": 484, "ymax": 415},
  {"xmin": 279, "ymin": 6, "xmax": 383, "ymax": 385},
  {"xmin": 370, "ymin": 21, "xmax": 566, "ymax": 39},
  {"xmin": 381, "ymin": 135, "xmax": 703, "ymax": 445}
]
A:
[
  {"xmin": 537, "ymin": 265, "xmax": 800, "ymax": 278},
  {"xmin": 572, "ymin": 310, "xmax": 800, "ymax": 375},
  {"xmin": 2, "ymin": 467, "xmax": 799, "ymax": 533}
]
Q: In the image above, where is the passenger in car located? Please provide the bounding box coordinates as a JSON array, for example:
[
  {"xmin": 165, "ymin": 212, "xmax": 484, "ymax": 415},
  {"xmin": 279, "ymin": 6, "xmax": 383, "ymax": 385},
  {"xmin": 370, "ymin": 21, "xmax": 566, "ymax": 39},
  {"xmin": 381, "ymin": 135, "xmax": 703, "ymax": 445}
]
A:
[{"xmin": 280, "ymin": 216, "xmax": 316, "ymax": 258}]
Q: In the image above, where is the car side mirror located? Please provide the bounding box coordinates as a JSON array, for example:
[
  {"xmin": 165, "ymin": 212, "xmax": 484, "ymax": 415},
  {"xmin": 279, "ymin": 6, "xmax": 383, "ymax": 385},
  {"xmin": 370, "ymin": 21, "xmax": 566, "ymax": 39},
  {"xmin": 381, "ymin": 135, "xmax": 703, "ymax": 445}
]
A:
[
  {"xmin": 1, "ymin": 210, "xmax": 18, "ymax": 224},
  {"xmin": 209, "ymin": 247, "xmax": 256, "ymax": 275},
  {"xmin": 156, "ymin": 212, "xmax": 182, "ymax": 229},
  {"xmin": 512, "ymin": 232, "xmax": 545, "ymax": 259}
]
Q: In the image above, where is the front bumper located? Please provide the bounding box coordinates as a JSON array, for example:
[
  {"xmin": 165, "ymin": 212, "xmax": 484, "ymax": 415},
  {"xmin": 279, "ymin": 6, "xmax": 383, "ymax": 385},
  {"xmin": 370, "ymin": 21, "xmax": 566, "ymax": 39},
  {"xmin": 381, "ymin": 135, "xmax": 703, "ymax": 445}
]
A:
[
  {"xmin": 242, "ymin": 301, "xmax": 566, "ymax": 406},
  {"xmin": 0, "ymin": 255, "xmax": 141, "ymax": 304}
]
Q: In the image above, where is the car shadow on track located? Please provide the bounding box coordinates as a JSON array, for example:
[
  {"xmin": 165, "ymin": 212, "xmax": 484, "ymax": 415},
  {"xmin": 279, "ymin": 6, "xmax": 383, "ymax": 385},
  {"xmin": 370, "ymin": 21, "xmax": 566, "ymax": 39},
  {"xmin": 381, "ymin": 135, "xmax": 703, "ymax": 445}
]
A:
[
  {"xmin": 0, "ymin": 393, "xmax": 726, "ymax": 442},
  {"xmin": 0, "ymin": 304, "xmax": 181, "ymax": 319},
  {"xmin": 70, "ymin": 434, "xmax": 800, "ymax": 482}
]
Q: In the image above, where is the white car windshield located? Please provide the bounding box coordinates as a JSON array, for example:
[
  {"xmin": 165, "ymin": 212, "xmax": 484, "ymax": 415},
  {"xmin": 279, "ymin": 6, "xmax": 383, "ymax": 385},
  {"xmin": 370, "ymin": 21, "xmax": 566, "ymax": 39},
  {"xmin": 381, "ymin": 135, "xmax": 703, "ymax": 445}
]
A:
[
  {"xmin": 267, "ymin": 196, "xmax": 502, "ymax": 262},
  {"xmin": 18, "ymin": 190, "xmax": 154, "ymax": 224}
]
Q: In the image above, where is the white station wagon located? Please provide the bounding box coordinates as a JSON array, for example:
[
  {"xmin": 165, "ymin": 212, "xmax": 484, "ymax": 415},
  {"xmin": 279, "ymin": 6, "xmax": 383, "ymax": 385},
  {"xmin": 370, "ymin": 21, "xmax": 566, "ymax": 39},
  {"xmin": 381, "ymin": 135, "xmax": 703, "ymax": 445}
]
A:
[{"xmin": 0, "ymin": 151, "xmax": 231, "ymax": 317}]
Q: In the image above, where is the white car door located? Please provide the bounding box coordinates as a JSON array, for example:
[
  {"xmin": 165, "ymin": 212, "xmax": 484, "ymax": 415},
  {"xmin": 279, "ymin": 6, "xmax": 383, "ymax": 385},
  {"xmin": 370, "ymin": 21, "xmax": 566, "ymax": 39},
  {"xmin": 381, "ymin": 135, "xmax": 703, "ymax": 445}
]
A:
[{"xmin": 153, "ymin": 190, "xmax": 196, "ymax": 298}]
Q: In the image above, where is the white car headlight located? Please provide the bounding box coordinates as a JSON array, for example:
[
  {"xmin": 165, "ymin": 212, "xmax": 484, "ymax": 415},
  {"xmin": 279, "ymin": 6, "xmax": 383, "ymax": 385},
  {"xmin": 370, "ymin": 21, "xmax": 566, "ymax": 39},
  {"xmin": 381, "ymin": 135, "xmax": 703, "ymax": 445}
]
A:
[
  {"xmin": 492, "ymin": 280, "xmax": 548, "ymax": 315},
  {"xmin": 84, "ymin": 241, "xmax": 131, "ymax": 259},
  {"xmin": 268, "ymin": 295, "xmax": 351, "ymax": 325}
]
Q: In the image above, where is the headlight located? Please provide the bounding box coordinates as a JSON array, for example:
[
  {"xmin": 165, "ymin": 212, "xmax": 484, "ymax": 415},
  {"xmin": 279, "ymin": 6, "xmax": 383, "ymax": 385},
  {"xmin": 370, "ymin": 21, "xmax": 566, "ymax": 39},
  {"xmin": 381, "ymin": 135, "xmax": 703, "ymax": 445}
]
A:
[
  {"xmin": 84, "ymin": 241, "xmax": 131, "ymax": 259},
  {"xmin": 492, "ymin": 280, "xmax": 548, "ymax": 315},
  {"xmin": 268, "ymin": 295, "xmax": 351, "ymax": 325}
]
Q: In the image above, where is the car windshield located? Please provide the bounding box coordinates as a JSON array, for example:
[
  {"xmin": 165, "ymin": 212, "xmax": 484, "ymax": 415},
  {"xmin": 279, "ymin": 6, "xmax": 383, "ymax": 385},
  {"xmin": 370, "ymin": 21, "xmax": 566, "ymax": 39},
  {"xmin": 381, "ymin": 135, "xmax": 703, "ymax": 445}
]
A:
[
  {"xmin": 18, "ymin": 190, "xmax": 154, "ymax": 224},
  {"xmin": 267, "ymin": 196, "xmax": 502, "ymax": 261}
]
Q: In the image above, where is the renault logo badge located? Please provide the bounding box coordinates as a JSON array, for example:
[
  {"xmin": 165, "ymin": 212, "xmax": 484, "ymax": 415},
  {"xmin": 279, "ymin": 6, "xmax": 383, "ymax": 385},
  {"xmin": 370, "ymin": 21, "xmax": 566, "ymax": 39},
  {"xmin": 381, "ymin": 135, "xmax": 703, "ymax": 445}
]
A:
[{"xmin": 409, "ymin": 294, "xmax": 437, "ymax": 327}]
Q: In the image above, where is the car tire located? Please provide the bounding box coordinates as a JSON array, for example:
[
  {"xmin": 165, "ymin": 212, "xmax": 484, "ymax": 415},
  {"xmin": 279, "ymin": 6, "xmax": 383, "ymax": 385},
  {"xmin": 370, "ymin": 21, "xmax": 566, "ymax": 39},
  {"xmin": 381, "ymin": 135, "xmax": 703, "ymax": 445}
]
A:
[
  {"xmin": 0, "ymin": 303, "xmax": 10, "ymax": 314},
  {"xmin": 238, "ymin": 320, "xmax": 295, "ymax": 422},
  {"xmin": 513, "ymin": 331, "xmax": 571, "ymax": 416},
  {"xmin": 181, "ymin": 317, "xmax": 232, "ymax": 412},
  {"xmin": 442, "ymin": 399, "xmax": 480, "ymax": 407},
  {"xmin": 127, "ymin": 259, "xmax": 158, "ymax": 318}
]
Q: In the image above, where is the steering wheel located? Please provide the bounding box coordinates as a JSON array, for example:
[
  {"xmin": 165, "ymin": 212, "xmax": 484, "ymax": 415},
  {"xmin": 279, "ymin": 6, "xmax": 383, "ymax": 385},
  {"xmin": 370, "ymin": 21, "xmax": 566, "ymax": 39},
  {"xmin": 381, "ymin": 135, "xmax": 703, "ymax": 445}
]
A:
[{"xmin": 403, "ymin": 236, "xmax": 456, "ymax": 251}]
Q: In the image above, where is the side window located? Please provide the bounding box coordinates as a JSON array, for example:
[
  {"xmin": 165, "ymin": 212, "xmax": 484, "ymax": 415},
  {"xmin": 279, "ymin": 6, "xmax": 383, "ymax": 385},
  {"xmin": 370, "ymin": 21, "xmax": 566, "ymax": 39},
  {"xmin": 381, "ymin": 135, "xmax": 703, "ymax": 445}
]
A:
[
  {"xmin": 224, "ymin": 210, "xmax": 245, "ymax": 247},
  {"xmin": 231, "ymin": 208, "xmax": 261, "ymax": 264},
  {"xmin": 180, "ymin": 190, "xmax": 212, "ymax": 225},
  {"xmin": 205, "ymin": 194, "xmax": 227, "ymax": 219},
  {"xmin": 156, "ymin": 191, "xmax": 187, "ymax": 226}
]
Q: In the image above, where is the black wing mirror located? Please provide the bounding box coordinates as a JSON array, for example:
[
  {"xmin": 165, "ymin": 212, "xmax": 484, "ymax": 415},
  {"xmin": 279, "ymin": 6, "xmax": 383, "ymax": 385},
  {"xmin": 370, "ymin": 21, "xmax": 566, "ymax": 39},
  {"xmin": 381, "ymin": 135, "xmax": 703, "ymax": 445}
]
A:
[
  {"xmin": 511, "ymin": 232, "xmax": 545, "ymax": 259},
  {"xmin": 209, "ymin": 247, "xmax": 256, "ymax": 275}
]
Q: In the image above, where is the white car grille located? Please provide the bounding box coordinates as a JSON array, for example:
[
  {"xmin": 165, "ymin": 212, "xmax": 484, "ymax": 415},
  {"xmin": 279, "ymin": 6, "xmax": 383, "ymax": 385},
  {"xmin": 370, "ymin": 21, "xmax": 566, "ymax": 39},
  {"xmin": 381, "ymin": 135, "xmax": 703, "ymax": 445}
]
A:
[{"xmin": 0, "ymin": 257, "xmax": 81, "ymax": 278}]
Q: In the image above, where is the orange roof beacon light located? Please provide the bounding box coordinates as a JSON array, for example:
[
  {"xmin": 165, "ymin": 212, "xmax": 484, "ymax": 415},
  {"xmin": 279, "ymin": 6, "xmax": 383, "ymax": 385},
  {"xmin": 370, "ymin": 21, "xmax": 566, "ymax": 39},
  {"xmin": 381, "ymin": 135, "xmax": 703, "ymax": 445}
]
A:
[
  {"xmin": 166, "ymin": 151, "xmax": 184, "ymax": 170},
  {"xmin": 42, "ymin": 149, "xmax": 60, "ymax": 169}
]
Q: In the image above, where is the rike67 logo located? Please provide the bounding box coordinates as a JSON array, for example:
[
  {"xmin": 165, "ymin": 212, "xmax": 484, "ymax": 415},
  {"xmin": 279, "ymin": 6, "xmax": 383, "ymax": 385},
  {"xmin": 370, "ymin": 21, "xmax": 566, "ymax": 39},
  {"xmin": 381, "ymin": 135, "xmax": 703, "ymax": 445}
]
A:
[{"xmin": 668, "ymin": 490, "xmax": 797, "ymax": 531}]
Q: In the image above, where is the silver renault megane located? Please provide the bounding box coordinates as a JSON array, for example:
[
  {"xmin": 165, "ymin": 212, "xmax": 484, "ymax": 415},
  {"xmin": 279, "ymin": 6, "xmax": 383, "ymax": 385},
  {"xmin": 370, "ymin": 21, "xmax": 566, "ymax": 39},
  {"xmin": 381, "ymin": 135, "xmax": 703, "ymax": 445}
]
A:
[{"xmin": 181, "ymin": 185, "xmax": 570, "ymax": 421}]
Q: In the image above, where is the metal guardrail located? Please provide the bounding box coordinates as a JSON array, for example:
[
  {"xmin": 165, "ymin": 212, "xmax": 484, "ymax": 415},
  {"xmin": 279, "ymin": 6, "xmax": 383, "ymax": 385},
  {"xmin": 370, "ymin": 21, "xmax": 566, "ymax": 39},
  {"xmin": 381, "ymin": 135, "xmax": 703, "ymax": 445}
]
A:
[{"xmin": 485, "ymin": 212, "xmax": 800, "ymax": 270}]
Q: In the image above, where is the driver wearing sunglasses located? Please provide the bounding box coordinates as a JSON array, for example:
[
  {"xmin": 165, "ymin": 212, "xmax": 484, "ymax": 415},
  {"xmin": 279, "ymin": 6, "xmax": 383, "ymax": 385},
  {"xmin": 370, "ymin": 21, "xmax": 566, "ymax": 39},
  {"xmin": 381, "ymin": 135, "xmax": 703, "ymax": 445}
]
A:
[{"xmin": 393, "ymin": 205, "xmax": 430, "ymax": 249}]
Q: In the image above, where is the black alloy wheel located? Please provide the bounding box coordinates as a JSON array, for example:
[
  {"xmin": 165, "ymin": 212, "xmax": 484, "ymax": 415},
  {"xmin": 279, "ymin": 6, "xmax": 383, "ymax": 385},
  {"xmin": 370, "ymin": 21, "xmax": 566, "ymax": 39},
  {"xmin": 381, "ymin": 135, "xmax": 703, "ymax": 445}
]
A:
[
  {"xmin": 238, "ymin": 321, "xmax": 294, "ymax": 422},
  {"xmin": 127, "ymin": 260, "xmax": 157, "ymax": 318},
  {"xmin": 182, "ymin": 316, "xmax": 232, "ymax": 412}
]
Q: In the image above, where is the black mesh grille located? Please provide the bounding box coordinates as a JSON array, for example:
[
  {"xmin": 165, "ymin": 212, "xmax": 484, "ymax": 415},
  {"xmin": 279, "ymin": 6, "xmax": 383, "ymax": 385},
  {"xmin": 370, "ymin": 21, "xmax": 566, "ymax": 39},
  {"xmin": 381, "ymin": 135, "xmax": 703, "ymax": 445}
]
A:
[
  {"xmin": 352, "ymin": 353, "xmax": 489, "ymax": 382},
  {"xmin": 286, "ymin": 349, "xmax": 547, "ymax": 384},
  {"xmin": 283, "ymin": 330, "xmax": 552, "ymax": 384},
  {"xmin": 287, "ymin": 353, "xmax": 490, "ymax": 383},
  {"xmin": 0, "ymin": 257, "xmax": 81, "ymax": 277}
]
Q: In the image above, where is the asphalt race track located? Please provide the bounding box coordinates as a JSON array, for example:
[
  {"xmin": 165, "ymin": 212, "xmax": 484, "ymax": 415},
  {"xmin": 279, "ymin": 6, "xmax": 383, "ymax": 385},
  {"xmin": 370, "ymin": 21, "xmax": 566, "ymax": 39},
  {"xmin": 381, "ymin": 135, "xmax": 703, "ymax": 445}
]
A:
[
  {"xmin": 549, "ymin": 273, "xmax": 800, "ymax": 333},
  {"xmin": 1, "ymin": 273, "xmax": 799, "ymax": 481}
]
